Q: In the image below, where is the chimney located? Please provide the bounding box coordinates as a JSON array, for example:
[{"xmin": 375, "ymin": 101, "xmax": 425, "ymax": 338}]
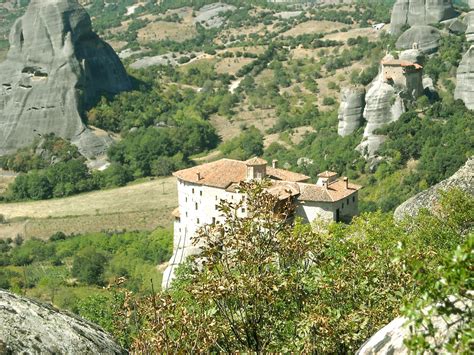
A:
[
  {"xmin": 343, "ymin": 177, "xmax": 348, "ymax": 189},
  {"xmin": 272, "ymin": 159, "xmax": 278, "ymax": 169},
  {"xmin": 196, "ymin": 172, "xmax": 201, "ymax": 181}
]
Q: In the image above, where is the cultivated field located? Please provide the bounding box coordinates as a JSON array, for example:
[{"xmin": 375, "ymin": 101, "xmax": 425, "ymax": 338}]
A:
[
  {"xmin": 0, "ymin": 177, "xmax": 178, "ymax": 240},
  {"xmin": 281, "ymin": 20, "xmax": 348, "ymax": 37}
]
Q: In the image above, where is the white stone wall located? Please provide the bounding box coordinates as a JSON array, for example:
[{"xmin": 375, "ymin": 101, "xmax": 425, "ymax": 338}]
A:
[
  {"xmin": 162, "ymin": 180, "xmax": 244, "ymax": 289},
  {"xmin": 296, "ymin": 192, "xmax": 359, "ymax": 224}
]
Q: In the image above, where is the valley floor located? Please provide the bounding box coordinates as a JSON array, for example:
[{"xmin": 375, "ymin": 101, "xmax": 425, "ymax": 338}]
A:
[{"xmin": 0, "ymin": 176, "xmax": 177, "ymax": 240}]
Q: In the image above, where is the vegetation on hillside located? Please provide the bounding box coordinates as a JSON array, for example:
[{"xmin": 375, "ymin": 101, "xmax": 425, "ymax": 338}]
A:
[{"xmin": 113, "ymin": 184, "xmax": 471, "ymax": 352}]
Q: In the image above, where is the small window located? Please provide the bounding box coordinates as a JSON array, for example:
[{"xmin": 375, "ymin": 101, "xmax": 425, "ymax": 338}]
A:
[
  {"xmin": 185, "ymin": 212, "xmax": 188, "ymax": 217},
  {"xmin": 342, "ymin": 203, "xmax": 344, "ymax": 209},
  {"xmin": 192, "ymin": 188, "xmax": 195, "ymax": 194},
  {"xmin": 185, "ymin": 197, "xmax": 188, "ymax": 202},
  {"xmin": 200, "ymin": 191, "xmax": 203, "ymax": 196},
  {"xmin": 242, "ymin": 208, "xmax": 246, "ymax": 213},
  {"xmin": 197, "ymin": 218, "xmax": 200, "ymax": 224},
  {"xmin": 347, "ymin": 198, "xmax": 349, "ymax": 205},
  {"xmin": 212, "ymin": 217, "xmax": 216, "ymax": 224},
  {"xmin": 195, "ymin": 203, "xmax": 198, "ymax": 210},
  {"xmin": 353, "ymin": 196, "xmax": 355, "ymax": 203}
]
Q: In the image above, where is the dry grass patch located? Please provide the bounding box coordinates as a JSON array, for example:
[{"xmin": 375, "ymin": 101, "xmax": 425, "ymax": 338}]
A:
[
  {"xmin": 324, "ymin": 27, "xmax": 383, "ymax": 42},
  {"xmin": 0, "ymin": 177, "xmax": 177, "ymax": 220},
  {"xmin": 281, "ymin": 20, "xmax": 347, "ymax": 37},
  {"xmin": 138, "ymin": 21, "xmax": 197, "ymax": 43},
  {"xmin": 210, "ymin": 107, "xmax": 277, "ymax": 143},
  {"xmin": 215, "ymin": 57, "xmax": 254, "ymax": 75}
]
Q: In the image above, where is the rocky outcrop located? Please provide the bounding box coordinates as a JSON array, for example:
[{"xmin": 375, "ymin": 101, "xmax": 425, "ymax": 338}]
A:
[
  {"xmin": 0, "ymin": 0, "xmax": 131, "ymax": 158},
  {"xmin": 0, "ymin": 289, "xmax": 125, "ymax": 354},
  {"xmin": 399, "ymin": 48, "xmax": 424, "ymax": 64},
  {"xmin": 466, "ymin": 12, "xmax": 474, "ymax": 42},
  {"xmin": 396, "ymin": 26, "xmax": 441, "ymax": 54},
  {"xmin": 390, "ymin": 0, "xmax": 457, "ymax": 35},
  {"xmin": 337, "ymin": 87, "xmax": 365, "ymax": 136},
  {"xmin": 357, "ymin": 297, "xmax": 471, "ymax": 354},
  {"xmin": 357, "ymin": 80, "xmax": 405, "ymax": 158},
  {"xmin": 454, "ymin": 46, "xmax": 474, "ymax": 110},
  {"xmin": 394, "ymin": 158, "xmax": 474, "ymax": 220}
]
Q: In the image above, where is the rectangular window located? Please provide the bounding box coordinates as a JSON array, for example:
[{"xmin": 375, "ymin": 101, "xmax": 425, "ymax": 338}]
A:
[
  {"xmin": 192, "ymin": 188, "xmax": 195, "ymax": 194},
  {"xmin": 200, "ymin": 191, "xmax": 203, "ymax": 196},
  {"xmin": 353, "ymin": 196, "xmax": 355, "ymax": 203},
  {"xmin": 185, "ymin": 197, "xmax": 188, "ymax": 202},
  {"xmin": 185, "ymin": 212, "xmax": 188, "ymax": 217},
  {"xmin": 195, "ymin": 203, "xmax": 198, "ymax": 210},
  {"xmin": 212, "ymin": 217, "xmax": 216, "ymax": 224},
  {"xmin": 242, "ymin": 208, "xmax": 246, "ymax": 213},
  {"xmin": 347, "ymin": 198, "xmax": 349, "ymax": 205},
  {"xmin": 197, "ymin": 218, "xmax": 200, "ymax": 224},
  {"xmin": 342, "ymin": 203, "xmax": 344, "ymax": 209}
]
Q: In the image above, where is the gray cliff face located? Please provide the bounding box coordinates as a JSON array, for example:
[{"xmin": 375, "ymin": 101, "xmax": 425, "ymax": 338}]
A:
[
  {"xmin": 0, "ymin": 0, "xmax": 131, "ymax": 158},
  {"xmin": 394, "ymin": 158, "xmax": 474, "ymax": 220},
  {"xmin": 395, "ymin": 25, "xmax": 441, "ymax": 54},
  {"xmin": 0, "ymin": 289, "xmax": 126, "ymax": 354},
  {"xmin": 390, "ymin": 0, "xmax": 457, "ymax": 35},
  {"xmin": 357, "ymin": 80, "xmax": 405, "ymax": 158},
  {"xmin": 455, "ymin": 46, "xmax": 474, "ymax": 110},
  {"xmin": 337, "ymin": 87, "xmax": 365, "ymax": 137},
  {"xmin": 466, "ymin": 12, "xmax": 474, "ymax": 42}
]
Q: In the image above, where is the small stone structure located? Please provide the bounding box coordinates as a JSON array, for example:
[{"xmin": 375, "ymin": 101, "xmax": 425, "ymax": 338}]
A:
[
  {"xmin": 162, "ymin": 158, "xmax": 362, "ymax": 288},
  {"xmin": 381, "ymin": 58, "xmax": 424, "ymax": 99}
]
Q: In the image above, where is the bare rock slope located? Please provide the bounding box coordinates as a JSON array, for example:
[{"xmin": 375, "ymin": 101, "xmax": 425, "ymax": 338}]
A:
[
  {"xmin": 0, "ymin": 289, "xmax": 126, "ymax": 354},
  {"xmin": 0, "ymin": 0, "xmax": 131, "ymax": 158},
  {"xmin": 337, "ymin": 87, "xmax": 365, "ymax": 137},
  {"xmin": 390, "ymin": 0, "xmax": 457, "ymax": 35},
  {"xmin": 394, "ymin": 157, "xmax": 474, "ymax": 220}
]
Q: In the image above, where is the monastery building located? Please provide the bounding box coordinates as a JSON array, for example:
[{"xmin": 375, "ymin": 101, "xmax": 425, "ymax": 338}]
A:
[{"xmin": 162, "ymin": 157, "xmax": 362, "ymax": 288}]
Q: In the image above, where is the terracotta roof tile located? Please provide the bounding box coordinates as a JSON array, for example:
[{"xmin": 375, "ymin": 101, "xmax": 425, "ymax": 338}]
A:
[
  {"xmin": 173, "ymin": 158, "xmax": 309, "ymax": 189},
  {"xmin": 382, "ymin": 59, "xmax": 423, "ymax": 70},
  {"xmin": 318, "ymin": 171, "xmax": 338, "ymax": 178}
]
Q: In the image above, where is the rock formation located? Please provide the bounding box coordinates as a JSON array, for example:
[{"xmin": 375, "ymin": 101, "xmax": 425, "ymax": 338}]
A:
[
  {"xmin": 466, "ymin": 12, "xmax": 474, "ymax": 42},
  {"xmin": 0, "ymin": 0, "xmax": 132, "ymax": 158},
  {"xmin": 395, "ymin": 26, "xmax": 441, "ymax": 54},
  {"xmin": 337, "ymin": 87, "xmax": 365, "ymax": 137},
  {"xmin": 399, "ymin": 48, "xmax": 424, "ymax": 64},
  {"xmin": 357, "ymin": 80, "xmax": 405, "ymax": 159},
  {"xmin": 390, "ymin": 0, "xmax": 457, "ymax": 35},
  {"xmin": 0, "ymin": 289, "xmax": 126, "ymax": 354},
  {"xmin": 394, "ymin": 157, "xmax": 474, "ymax": 220},
  {"xmin": 357, "ymin": 297, "xmax": 471, "ymax": 354},
  {"xmin": 454, "ymin": 46, "xmax": 474, "ymax": 110}
]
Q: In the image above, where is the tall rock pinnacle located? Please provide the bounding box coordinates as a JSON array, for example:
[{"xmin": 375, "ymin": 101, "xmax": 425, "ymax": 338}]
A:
[
  {"xmin": 390, "ymin": 0, "xmax": 457, "ymax": 35},
  {"xmin": 0, "ymin": 0, "xmax": 132, "ymax": 158}
]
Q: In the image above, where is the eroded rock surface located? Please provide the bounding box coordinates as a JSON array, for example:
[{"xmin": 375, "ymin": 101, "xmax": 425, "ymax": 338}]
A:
[
  {"xmin": 455, "ymin": 45, "xmax": 474, "ymax": 110},
  {"xmin": 357, "ymin": 80, "xmax": 405, "ymax": 158},
  {"xmin": 396, "ymin": 25, "xmax": 441, "ymax": 54},
  {"xmin": 390, "ymin": 0, "xmax": 457, "ymax": 35},
  {"xmin": 0, "ymin": 289, "xmax": 125, "ymax": 354},
  {"xmin": 0, "ymin": 0, "xmax": 131, "ymax": 158},
  {"xmin": 337, "ymin": 87, "xmax": 365, "ymax": 136},
  {"xmin": 394, "ymin": 158, "xmax": 474, "ymax": 220}
]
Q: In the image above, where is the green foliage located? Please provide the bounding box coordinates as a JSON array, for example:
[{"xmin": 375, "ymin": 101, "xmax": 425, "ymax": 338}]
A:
[
  {"xmin": 72, "ymin": 248, "xmax": 108, "ymax": 285},
  {"xmin": 219, "ymin": 126, "xmax": 264, "ymax": 160},
  {"xmin": 128, "ymin": 184, "xmax": 471, "ymax": 353}
]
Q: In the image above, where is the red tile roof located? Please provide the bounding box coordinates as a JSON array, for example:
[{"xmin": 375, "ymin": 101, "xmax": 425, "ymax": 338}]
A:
[
  {"xmin": 173, "ymin": 158, "xmax": 310, "ymax": 189},
  {"xmin": 245, "ymin": 157, "xmax": 268, "ymax": 166},
  {"xmin": 382, "ymin": 59, "xmax": 423, "ymax": 70},
  {"xmin": 318, "ymin": 171, "xmax": 338, "ymax": 178}
]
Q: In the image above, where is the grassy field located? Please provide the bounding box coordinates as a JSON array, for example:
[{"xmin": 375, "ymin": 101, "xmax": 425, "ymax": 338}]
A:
[{"xmin": 0, "ymin": 177, "xmax": 178, "ymax": 240}]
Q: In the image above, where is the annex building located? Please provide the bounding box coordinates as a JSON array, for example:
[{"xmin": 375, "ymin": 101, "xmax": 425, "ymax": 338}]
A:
[{"xmin": 162, "ymin": 157, "xmax": 362, "ymax": 288}]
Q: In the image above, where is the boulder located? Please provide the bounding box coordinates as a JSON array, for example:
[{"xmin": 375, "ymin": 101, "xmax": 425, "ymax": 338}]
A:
[
  {"xmin": 448, "ymin": 17, "xmax": 467, "ymax": 34},
  {"xmin": 390, "ymin": 0, "xmax": 457, "ymax": 35},
  {"xmin": 399, "ymin": 48, "xmax": 424, "ymax": 64},
  {"xmin": 395, "ymin": 26, "xmax": 441, "ymax": 54},
  {"xmin": 0, "ymin": 290, "xmax": 125, "ymax": 354},
  {"xmin": 337, "ymin": 87, "xmax": 366, "ymax": 137},
  {"xmin": 0, "ymin": 0, "xmax": 132, "ymax": 158},
  {"xmin": 357, "ymin": 81, "xmax": 405, "ymax": 158},
  {"xmin": 454, "ymin": 45, "xmax": 474, "ymax": 110},
  {"xmin": 394, "ymin": 157, "xmax": 474, "ymax": 220}
]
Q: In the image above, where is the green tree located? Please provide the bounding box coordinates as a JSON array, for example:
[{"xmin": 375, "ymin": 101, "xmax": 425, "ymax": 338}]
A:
[{"xmin": 72, "ymin": 248, "xmax": 107, "ymax": 285}]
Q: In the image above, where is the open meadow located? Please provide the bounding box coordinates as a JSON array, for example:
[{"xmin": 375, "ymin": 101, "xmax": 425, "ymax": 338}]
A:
[{"xmin": 0, "ymin": 177, "xmax": 178, "ymax": 240}]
